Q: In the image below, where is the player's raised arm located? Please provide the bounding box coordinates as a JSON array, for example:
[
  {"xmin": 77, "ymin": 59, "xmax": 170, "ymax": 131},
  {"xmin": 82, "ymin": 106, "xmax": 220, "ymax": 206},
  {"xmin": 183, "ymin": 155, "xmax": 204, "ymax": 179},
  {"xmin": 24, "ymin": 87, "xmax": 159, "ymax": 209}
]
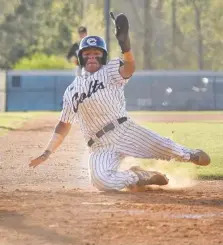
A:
[{"xmin": 110, "ymin": 12, "xmax": 135, "ymax": 78}]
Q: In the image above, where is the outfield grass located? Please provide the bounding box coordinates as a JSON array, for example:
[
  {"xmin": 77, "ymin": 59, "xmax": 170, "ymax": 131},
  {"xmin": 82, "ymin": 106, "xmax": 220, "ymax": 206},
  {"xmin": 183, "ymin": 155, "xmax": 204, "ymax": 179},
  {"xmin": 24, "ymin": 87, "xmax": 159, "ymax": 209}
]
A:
[
  {"xmin": 130, "ymin": 111, "xmax": 223, "ymax": 115},
  {"xmin": 141, "ymin": 122, "xmax": 223, "ymax": 179},
  {"xmin": 0, "ymin": 111, "xmax": 222, "ymax": 179},
  {"xmin": 0, "ymin": 112, "xmax": 50, "ymax": 135}
]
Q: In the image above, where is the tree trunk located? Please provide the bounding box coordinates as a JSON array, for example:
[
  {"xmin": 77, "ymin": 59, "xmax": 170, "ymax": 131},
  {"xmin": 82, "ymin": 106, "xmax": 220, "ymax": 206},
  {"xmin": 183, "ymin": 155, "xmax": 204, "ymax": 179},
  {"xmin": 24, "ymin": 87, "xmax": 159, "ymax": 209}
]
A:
[
  {"xmin": 79, "ymin": 1, "xmax": 84, "ymax": 20},
  {"xmin": 155, "ymin": 0, "xmax": 165, "ymax": 18},
  {"xmin": 143, "ymin": 0, "xmax": 153, "ymax": 69},
  {"xmin": 192, "ymin": 0, "xmax": 204, "ymax": 70},
  {"xmin": 171, "ymin": 0, "xmax": 177, "ymax": 68}
]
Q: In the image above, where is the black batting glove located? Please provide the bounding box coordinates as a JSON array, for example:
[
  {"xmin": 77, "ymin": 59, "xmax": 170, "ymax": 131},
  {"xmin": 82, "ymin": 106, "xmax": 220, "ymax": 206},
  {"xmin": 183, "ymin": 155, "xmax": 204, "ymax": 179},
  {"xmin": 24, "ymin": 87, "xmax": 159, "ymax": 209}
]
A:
[{"xmin": 110, "ymin": 12, "xmax": 131, "ymax": 53}]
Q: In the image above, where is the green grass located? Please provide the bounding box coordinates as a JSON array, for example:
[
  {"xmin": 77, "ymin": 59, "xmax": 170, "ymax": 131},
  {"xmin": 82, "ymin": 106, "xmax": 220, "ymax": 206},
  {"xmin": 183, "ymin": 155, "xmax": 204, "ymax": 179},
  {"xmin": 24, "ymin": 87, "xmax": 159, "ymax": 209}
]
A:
[
  {"xmin": 141, "ymin": 122, "xmax": 223, "ymax": 179},
  {"xmin": 0, "ymin": 112, "xmax": 51, "ymax": 136},
  {"xmin": 130, "ymin": 111, "xmax": 223, "ymax": 115},
  {"xmin": 0, "ymin": 111, "xmax": 222, "ymax": 179}
]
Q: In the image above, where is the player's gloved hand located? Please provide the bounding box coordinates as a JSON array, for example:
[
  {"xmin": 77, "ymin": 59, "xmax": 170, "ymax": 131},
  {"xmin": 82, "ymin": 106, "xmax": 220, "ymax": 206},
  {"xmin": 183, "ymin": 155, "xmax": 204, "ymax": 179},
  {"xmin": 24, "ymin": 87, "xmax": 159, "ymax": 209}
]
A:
[
  {"xmin": 110, "ymin": 12, "xmax": 131, "ymax": 53},
  {"xmin": 29, "ymin": 150, "xmax": 51, "ymax": 168}
]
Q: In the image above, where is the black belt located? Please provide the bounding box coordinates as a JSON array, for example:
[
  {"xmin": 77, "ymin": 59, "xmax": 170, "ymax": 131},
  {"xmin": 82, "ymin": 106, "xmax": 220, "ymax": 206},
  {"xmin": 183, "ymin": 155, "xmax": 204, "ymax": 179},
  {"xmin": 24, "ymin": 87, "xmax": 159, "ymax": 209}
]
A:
[{"xmin": 87, "ymin": 117, "xmax": 127, "ymax": 147}]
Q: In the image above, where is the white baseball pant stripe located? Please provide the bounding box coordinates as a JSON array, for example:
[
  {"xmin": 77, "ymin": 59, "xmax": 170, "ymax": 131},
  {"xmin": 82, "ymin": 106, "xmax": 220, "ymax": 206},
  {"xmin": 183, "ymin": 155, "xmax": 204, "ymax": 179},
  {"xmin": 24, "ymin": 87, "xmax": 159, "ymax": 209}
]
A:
[{"xmin": 88, "ymin": 120, "xmax": 191, "ymax": 191}]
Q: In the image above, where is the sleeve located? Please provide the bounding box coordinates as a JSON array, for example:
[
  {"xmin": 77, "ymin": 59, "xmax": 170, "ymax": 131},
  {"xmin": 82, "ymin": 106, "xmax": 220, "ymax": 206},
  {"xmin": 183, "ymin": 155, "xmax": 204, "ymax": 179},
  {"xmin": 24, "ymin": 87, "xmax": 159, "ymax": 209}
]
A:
[
  {"xmin": 59, "ymin": 88, "xmax": 78, "ymax": 124},
  {"xmin": 67, "ymin": 43, "xmax": 79, "ymax": 59},
  {"xmin": 107, "ymin": 58, "xmax": 129, "ymax": 85}
]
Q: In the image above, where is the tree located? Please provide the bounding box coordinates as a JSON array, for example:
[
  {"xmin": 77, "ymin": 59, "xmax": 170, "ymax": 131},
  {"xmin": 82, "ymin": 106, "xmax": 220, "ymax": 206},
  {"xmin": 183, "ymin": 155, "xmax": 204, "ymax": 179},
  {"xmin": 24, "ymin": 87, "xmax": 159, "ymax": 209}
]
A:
[
  {"xmin": 0, "ymin": 0, "xmax": 53, "ymax": 68},
  {"xmin": 0, "ymin": 0, "xmax": 20, "ymax": 23},
  {"xmin": 1, "ymin": 0, "xmax": 222, "ymax": 70},
  {"xmin": 0, "ymin": 0, "xmax": 82, "ymax": 68},
  {"xmin": 143, "ymin": 0, "xmax": 153, "ymax": 69},
  {"xmin": 190, "ymin": 0, "xmax": 204, "ymax": 70},
  {"xmin": 171, "ymin": 0, "xmax": 177, "ymax": 68}
]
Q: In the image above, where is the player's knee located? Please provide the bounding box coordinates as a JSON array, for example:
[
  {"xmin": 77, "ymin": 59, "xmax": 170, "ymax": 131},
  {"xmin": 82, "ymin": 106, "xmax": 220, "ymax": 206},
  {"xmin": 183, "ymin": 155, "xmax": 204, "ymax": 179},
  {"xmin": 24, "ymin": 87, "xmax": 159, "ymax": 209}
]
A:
[
  {"xmin": 90, "ymin": 175, "xmax": 121, "ymax": 191},
  {"xmin": 91, "ymin": 177, "xmax": 115, "ymax": 191}
]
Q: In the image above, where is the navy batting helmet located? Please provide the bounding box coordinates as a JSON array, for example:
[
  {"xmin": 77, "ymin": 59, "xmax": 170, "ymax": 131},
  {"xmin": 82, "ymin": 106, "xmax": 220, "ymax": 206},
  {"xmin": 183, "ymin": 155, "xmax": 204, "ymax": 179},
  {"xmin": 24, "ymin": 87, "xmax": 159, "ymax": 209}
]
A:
[{"xmin": 78, "ymin": 36, "xmax": 108, "ymax": 66}]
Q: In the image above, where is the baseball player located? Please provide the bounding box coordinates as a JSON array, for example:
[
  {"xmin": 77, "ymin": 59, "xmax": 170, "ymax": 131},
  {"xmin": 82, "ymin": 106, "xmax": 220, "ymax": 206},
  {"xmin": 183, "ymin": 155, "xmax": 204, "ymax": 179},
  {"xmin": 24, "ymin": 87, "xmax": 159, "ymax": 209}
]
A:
[
  {"xmin": 67, "ymin": 26, "xmax": 88, "ymax": 76},
  {"xmin": 29, "ymin": 13, "xmax": 210, "ymax": 191}
]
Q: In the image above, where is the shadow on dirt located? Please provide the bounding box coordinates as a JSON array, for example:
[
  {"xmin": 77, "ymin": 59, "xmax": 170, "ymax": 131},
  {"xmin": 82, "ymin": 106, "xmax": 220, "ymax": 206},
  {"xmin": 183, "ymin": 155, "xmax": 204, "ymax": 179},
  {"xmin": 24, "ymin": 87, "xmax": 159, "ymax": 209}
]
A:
[
  {"xmin": 0, "ymin": 210, "xmax": 73, "ymax": 244},
  {"xmin": 49, "ymin": 187, "xmax": 223, "ymax": 208}
]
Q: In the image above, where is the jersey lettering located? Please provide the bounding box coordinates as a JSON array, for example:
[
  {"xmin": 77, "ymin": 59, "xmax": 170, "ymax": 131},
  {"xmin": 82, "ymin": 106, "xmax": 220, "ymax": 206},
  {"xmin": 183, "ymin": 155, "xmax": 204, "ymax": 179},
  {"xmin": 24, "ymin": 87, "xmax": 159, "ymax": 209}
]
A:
[
  {"xmin": 72, "ymin": 79, "xmax": 105, "ymax": 112},
  {"xmin": 60, "ymin": 58, "xmax": 128, "ymax": 138}
]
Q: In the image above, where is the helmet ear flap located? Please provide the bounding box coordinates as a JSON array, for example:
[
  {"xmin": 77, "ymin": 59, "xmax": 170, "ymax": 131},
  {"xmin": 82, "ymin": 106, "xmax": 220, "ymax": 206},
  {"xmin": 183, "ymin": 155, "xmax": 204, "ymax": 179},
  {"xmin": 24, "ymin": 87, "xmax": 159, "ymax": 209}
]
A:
[
  {"xmin": 78, "ymin": 50, "xmax": 84, "ymax": 67},
  {"xmin": 102, "ymin": 50, "xmax": 107, "ymax": 65}
]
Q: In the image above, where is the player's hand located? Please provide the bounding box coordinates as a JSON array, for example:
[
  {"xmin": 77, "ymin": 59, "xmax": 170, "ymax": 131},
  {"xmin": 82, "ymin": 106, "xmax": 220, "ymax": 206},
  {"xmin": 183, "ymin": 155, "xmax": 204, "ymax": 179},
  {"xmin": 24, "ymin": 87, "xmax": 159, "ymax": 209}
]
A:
[
  {"xmin": 110, "ymin": 12, "xmax": 131, "ymax": 53},
  {"xmin": 29, "ymin": 150, "xmax": 51, "ymax": 168}
]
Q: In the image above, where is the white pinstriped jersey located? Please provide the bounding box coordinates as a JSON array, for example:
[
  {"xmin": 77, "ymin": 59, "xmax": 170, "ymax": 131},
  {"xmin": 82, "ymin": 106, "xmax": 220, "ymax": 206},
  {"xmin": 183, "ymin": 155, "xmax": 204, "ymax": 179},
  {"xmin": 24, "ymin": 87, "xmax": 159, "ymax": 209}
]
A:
[
  {"xmin": 60, "ymin": 58, "xmax": 129, "ymax": 140},
  {"xmin": 59, "ymin": 57, "xmax": 192, "ymax": 192}
]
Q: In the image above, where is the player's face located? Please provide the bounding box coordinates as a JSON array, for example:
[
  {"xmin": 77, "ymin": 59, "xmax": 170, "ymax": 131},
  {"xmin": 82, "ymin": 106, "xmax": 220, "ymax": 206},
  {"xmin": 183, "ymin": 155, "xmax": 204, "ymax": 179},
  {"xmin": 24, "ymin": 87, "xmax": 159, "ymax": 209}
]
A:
[
  {"xmin": 79, "ymin": 32, "xmax": 87, "ymax": 39},
  {"xmin": 82, "ymin": 48, "xmax": 103, "ymax": 73}
]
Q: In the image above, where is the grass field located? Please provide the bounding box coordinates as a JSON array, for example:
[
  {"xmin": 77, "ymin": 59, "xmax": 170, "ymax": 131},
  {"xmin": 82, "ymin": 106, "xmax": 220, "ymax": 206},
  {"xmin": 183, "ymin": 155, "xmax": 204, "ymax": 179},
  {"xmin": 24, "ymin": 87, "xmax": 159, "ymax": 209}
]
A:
[
  {"xmin": 141, "ymin": 122, "xmax": 223, "ymax": 179},
  {"xmin": 0, "ymin": 111, "xmax": 222, "ymax": 179},
  {"xmin": 0, "ymin": 112, "xmax": 50, "ymax": 135},
  {"xmin": 130, "ymin": 111, "xmax": 223, "ymax": 115}
]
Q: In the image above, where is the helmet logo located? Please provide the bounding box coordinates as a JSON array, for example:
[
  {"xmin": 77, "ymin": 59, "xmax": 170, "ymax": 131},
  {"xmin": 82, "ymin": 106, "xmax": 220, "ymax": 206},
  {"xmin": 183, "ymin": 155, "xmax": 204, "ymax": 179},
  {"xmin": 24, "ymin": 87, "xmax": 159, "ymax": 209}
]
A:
[{"xmin": 86, "ymin": 38, "xmax": 97, "ymax": 46}]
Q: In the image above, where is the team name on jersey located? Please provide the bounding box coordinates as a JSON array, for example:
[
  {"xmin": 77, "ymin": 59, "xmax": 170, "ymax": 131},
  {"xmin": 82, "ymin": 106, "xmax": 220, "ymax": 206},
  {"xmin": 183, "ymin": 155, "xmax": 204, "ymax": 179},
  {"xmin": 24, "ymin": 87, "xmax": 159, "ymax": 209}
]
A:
[{"xmin": 71, "ymin": 79, "xmax": 105, "ymax": 112}]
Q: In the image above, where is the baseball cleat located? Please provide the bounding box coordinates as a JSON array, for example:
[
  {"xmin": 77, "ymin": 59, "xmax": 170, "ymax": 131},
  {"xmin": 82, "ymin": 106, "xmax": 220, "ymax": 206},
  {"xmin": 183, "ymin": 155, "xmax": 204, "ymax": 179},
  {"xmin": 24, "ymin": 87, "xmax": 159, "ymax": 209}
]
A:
[
  {"xmin": 130, "ymin": 166, "xmax": 169, "ymax": 186},
  {"xmin": 189, "ymin": 149, "xmax": 211, "ymax": 166}
]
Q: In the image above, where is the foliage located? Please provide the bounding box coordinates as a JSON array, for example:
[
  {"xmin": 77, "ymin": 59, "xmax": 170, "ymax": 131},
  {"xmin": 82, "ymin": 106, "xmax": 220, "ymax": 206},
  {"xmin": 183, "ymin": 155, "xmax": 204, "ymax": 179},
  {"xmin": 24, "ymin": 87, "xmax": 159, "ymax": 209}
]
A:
[
  {"xmin": 0, "ymin": 0, "xmax": 81, "ymax": 68},
  {"xmin": 0, "ymin": 0, "xmax": 222, "ymax": 70},
  {"xmin": 13, "ymin": 53, "xmax": 73, "ymax": 70},
  {"xmin": 142, "ymin": 120, "xmax": 223, "ymax": 178}
]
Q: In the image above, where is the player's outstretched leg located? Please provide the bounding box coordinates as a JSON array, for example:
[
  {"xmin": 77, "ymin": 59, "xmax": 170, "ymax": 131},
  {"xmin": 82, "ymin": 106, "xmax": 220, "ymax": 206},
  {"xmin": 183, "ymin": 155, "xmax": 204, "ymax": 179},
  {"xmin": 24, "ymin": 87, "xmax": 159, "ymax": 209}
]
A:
[
  {"xmin": 115, "ymin": 121, "xmax": 210, "ymax": 166},
  {"xmin": 88, "ymin": 149, "xmax": 169, "ymax": 191}
]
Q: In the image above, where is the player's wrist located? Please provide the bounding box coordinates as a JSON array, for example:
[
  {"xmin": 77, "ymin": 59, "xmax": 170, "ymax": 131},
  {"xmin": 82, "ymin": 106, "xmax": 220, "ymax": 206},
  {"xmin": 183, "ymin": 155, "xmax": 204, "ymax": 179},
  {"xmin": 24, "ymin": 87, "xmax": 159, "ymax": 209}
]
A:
[
  {"xmin": 45, "ymin": 133, "xmax": 64, "ymax": 153},
  {"xmin": 119, "ymin": 36, "xmax": 131, "ymax": 54},
  {"xmin": 42, "ymin": 150, "xmax": 52, "ymax": 158},
  {"xmin": 123, "ymin": 50, "xmax": 134, "ymax": 62}
]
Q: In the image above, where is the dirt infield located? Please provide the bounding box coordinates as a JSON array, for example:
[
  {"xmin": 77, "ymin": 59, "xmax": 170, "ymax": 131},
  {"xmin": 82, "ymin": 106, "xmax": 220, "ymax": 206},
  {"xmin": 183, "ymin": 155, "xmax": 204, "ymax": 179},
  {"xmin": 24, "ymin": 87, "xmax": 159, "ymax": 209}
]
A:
[{"xmin": 0, "ymin": 113, "xmax": 222, "ymax": 245}]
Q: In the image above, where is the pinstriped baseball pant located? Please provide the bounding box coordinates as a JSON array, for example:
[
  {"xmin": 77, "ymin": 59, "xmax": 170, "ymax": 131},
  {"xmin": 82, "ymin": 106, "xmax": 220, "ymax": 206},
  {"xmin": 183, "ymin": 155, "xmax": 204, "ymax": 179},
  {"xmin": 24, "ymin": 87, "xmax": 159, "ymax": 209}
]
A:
[{"xmin": 88, "ymin": 119, "xmax": 191, "ymax": 191}]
